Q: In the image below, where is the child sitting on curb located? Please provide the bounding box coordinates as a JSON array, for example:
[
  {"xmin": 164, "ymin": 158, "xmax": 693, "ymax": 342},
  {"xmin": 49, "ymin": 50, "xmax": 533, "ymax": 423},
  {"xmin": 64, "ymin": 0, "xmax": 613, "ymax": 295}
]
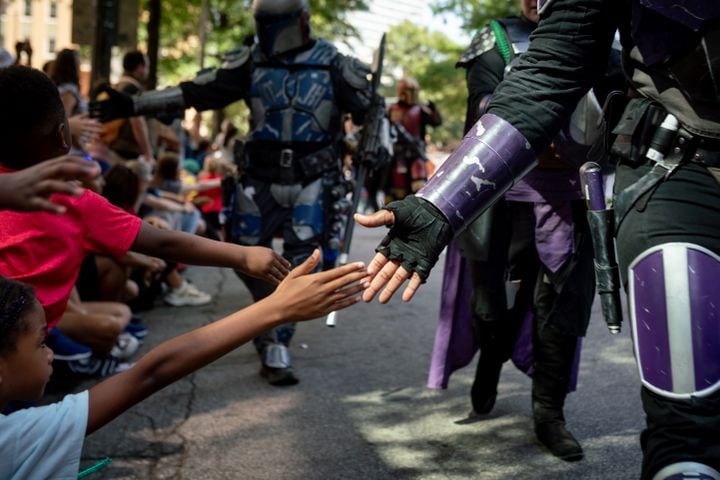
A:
[{"xmin": 0, "ymin": 250, "xmax": 367, "ymax": 479}]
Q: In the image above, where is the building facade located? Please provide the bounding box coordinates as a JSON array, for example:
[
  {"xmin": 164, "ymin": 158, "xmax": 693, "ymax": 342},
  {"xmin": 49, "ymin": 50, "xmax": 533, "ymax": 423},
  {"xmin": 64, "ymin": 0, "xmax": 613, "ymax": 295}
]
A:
[{"xmin": 0, "ymin": 0, "xmax": 73, "ymax": 69}]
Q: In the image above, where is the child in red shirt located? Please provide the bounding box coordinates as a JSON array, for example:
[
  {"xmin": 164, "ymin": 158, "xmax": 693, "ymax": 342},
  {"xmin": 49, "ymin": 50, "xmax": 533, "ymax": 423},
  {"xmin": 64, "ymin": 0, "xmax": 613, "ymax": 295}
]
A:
[{"xmin": 0, "ymin": 66, "xmax": 290, "ymax": 331}]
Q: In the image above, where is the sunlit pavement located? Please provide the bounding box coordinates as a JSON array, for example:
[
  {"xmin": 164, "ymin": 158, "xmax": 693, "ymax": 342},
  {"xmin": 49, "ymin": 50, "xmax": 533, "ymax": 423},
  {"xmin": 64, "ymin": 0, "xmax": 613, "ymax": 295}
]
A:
[{"xmin": 80, "ymin": 225, "xmax": 643, "ymax": 479}]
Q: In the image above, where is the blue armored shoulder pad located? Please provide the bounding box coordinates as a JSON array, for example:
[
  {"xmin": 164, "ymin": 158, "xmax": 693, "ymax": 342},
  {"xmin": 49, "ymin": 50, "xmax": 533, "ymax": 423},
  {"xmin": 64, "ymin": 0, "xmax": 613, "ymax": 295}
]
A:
[
  {"xmin": 456, "ymin": 25, "xmax": 495, "ymax": 68},
  {"xmin": 221, "ymin": 46, "xmax": 250, "ymax": 69}
]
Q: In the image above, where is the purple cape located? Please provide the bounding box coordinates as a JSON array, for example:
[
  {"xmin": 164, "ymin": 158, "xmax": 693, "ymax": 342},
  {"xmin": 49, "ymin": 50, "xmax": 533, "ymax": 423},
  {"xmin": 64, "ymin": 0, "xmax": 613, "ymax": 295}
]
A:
[{"xmin": 427, "ymin": 241, "xmax": 581, "ymax": 390}]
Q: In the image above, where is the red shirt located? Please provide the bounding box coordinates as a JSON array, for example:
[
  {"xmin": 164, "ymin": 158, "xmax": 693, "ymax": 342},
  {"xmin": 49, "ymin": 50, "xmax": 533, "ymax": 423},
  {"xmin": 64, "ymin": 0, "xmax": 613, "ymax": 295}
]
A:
[
  {"xmin": 0, "ymin": 173, "xmax": 142, "ymax": 328},
  {"xmin": 199, "ymin": 172, "xmax": 223, "ymax": 214}
]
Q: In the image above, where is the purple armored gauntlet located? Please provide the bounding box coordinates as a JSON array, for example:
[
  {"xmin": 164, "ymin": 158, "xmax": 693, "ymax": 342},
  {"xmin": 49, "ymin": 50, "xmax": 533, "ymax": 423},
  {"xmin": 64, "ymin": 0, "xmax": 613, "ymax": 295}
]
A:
[{"xmin": 417, "ymin": 113, "xmax": 536, "ymax": 233}]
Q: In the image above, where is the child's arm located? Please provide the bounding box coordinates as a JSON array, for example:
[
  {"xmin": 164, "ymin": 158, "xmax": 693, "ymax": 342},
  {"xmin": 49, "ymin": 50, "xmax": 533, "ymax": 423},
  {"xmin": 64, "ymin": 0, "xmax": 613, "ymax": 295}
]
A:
[
  {"xmin": 131, "ymin": 222, "xmax": 291, "ymax": 284},
  {"xmin": 0, "ymin": 156, "xmax": 100, "ymax": 214},
  {"xmin": 180, "ymin": 177, "xmax": 222, "ymax": 195},
  {"xmin": 86, "ymin": 251, "xmax": 367, "ymax": 434}
]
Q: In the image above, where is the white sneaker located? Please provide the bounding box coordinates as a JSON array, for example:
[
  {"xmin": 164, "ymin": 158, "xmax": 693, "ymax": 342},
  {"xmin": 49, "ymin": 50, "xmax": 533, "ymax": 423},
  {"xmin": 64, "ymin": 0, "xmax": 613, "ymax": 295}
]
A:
[
  {"xmin": 110, "ymin": 333, "xmax": 140, "ymax": 360},
  {"xmin": 164, "ymin": 280, "xmax": 212, "ymax": 307}
]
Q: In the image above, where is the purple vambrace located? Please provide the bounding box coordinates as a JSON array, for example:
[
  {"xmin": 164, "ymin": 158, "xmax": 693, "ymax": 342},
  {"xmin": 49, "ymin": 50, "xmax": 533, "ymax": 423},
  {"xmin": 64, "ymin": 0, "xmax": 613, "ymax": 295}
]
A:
[{"xmin": 417, "ymin": 113, "xmax": 536, "ymax": 233}]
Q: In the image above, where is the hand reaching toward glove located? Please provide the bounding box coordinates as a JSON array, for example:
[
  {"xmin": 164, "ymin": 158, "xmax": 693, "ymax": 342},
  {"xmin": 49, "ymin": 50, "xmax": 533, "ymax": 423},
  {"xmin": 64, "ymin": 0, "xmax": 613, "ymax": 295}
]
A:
[
  {"xmin": 269, "ymin": 249, "xmax": 369, "ymax": 322},
  {"xmin": 237, "ymin": 246, "xmax": 292, "ymax": 285}
]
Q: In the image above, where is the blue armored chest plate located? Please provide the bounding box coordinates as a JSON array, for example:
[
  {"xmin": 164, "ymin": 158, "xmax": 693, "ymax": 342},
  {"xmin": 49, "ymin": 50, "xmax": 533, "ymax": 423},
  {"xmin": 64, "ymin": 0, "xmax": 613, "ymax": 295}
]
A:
[{"xmin": 249, "ymin": 40, "xmax": 340, "ymax": 144}]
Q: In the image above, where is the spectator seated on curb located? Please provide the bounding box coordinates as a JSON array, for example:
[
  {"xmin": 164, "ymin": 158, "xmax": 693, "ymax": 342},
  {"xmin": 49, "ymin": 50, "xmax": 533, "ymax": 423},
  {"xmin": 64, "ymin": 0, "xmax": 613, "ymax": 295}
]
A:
[
  {"xmin": 0, "ymin": 66, "xmax": 291, "ymax": 376},
  {"xmin": 0, "ymin": 252, "xmax": 367, "ymax": 479}
]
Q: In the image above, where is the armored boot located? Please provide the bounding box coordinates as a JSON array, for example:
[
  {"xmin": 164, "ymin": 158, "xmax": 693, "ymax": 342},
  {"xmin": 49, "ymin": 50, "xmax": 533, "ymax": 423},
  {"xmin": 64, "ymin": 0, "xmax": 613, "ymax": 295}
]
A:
[
  {"xmin": 254, "ymin": 324, "xmax": 298, "ymax": 387},
  {"xmin": 237, "ymin": 270, "xmax": 300, "ymax": 386},
  {"xmin": 532, "ymin": 325, "xmax": 583, "ymax": 461}
]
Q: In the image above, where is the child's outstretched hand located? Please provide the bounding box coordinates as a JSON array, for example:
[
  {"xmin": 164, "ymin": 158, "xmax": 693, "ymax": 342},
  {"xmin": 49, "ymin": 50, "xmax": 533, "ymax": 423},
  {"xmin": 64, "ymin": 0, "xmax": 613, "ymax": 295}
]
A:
[
  {"xmin": 238, "ymin": 246, "xmax": 292, "ymax": 285},
  {"xmin": 0, "ymin": 156, "xmax": 100, "ymax": 214},
  {"xmin": 270, "ymin": 250, "xmax": 368, "ymax": 322}
]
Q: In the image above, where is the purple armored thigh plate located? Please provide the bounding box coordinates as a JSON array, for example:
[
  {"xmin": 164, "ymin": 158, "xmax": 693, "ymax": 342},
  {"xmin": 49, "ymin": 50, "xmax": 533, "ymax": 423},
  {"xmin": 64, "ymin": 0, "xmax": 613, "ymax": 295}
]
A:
[
  {"xmin": 629, "ymin": 243, "xmax": 720, "ymax": 399},
  {"xmin": 417, "ymin": 114, "xmax": 535, "ymax": 232}
]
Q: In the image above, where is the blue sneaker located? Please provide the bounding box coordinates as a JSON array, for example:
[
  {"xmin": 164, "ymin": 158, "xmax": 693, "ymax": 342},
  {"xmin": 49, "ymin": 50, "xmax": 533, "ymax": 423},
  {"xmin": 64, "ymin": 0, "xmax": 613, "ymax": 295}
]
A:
[
  {"xmin": 46, "ymin": 328, "xmax": 92, "ymax": 361},
  {"xmin": 66, "ymin": 354, "xmax": 129, "ymax": 378},
  {"xmin": 124, "ymin": 323, "xmax": 147, "ymax": 342}
]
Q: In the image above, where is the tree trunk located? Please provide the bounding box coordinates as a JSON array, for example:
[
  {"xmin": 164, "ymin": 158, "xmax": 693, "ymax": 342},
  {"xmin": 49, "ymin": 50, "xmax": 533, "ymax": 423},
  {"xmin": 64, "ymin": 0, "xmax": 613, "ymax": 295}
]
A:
[
  {"xmin": 91, "ymin": 0, "xmax": 118, "ymax": 88},
  {"xmin": 146, "ymin": 0, "xmax": 160, "ymax": 90}
]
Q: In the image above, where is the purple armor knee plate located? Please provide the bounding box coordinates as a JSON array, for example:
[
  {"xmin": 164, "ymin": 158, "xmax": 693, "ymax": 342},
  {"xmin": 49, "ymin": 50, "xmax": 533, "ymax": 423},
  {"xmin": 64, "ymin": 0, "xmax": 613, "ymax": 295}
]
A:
[
  {"xmin": 652, "ymin": 462, "xmax": 720, "ymax": 480},
  {"xmin": 629, "ymin": 243, "xmax": 720, "ymax": 400},
  {"xmin": 416, "ymin": 114, "xmax": 536, "ymax": 233}
]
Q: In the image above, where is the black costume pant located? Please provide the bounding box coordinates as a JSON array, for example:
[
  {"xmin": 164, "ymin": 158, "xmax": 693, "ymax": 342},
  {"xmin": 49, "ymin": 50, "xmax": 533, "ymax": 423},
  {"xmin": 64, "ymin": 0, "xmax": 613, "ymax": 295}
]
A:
[
  {"xmin": 469, "ymin": 199, "xmax": 594, "ymax": 420},
  {"xmin": 231, "ymin": 175, "xmax": 325, "ymax": 357},
  {"xmin": 615, "ymin": 161, "xmax": 720, "ymax": 479}
]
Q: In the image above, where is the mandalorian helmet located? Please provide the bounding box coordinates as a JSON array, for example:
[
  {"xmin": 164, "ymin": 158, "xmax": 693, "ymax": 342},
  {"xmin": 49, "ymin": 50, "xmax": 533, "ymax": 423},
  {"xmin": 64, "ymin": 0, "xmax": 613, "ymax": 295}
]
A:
[
  {"xmin": 397, "ymin": 77, "xmax": 419, "ymax": 105},
  {"xmin": 252, "ymin": 0, "xmax": 311, "ymax": 58}
]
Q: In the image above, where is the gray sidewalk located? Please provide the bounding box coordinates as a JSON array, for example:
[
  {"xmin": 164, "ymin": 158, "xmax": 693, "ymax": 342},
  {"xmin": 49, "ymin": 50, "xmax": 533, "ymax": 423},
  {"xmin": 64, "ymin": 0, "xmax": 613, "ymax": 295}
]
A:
[{"xmin": 79, "ymin": 225, "xmax": 644, "ymax": 479}]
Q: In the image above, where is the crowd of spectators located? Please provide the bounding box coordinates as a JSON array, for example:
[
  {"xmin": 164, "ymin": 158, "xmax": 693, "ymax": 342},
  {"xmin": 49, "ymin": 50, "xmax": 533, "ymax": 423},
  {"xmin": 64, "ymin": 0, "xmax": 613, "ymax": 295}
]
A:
[
  {"xmin": 0, "ymin": 57, "xmax": 364, "ymax": 480},
  {"xmin": 1, "ymin": 49, "xmax": 244, "ymax": 387}
]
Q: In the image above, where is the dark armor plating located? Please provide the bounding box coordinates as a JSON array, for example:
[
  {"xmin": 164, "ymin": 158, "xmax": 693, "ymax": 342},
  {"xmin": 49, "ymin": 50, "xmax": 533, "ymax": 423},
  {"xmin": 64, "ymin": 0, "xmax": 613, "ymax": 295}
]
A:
[{"xmin": 248, "ymin": 40, "xmax": 340, "ymax": 146}]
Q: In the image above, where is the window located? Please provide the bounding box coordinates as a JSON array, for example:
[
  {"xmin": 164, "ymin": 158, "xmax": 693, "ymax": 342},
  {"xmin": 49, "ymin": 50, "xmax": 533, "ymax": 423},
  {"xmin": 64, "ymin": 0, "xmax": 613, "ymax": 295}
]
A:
[
  {"xmin": 24, "ymin": 0, "xmax": 32, "ymax": 16},
  {"xmin": 48, "ymin": 36, "xmax": 55, "ymax": 54},
  {"xmin": 49, "ymin": 0, "xmax": 57, "ymax": 18}
]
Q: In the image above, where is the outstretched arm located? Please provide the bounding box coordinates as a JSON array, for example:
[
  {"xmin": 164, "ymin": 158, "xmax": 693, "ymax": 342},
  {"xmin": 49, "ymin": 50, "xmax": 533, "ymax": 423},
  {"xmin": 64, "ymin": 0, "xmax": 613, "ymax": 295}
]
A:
[
  {"xmin": 86, "ymin": 251, "xmax": 368, "ymax": 434},
  {"xmin": 91, "ymin": 49, "xmax": 252, "ymax": 122},
  {"xmin": 130, "ymin": 222, "xmax": 291, "ymax": 285},
  {"xmin": 358, "ymin": 0, "xmax": 616, "ymax": 304},
  {"xmin": 0, "ymin": 156, "xmax": 101, "ymax": 214}
]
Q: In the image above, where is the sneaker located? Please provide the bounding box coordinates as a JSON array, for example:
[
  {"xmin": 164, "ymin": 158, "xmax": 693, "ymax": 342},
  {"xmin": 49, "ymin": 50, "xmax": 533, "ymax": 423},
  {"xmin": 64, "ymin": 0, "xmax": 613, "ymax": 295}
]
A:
[
  {"xmin": 65, "ymin": 354, "xmax": 123, "ymax": 378},
  {"xmin": 46, "ymin": 328, "xmax": 92, "ymax": 362},
  {"xmin": 110, "ymin": 333, "xmax": 140, "ymax": 360},
  {"xmin": 164, "ymin": 280, "xmax": 212, "ymax": 307},
  {"xmin": 124, "ymin": 323, "xmax": 148, "ymax": 342}
]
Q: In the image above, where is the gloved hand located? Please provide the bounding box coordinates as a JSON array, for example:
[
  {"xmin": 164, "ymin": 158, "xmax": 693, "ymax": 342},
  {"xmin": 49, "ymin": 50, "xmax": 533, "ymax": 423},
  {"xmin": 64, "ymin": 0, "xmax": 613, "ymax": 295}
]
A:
[
  {"xmin": 89, "ymin": 85, "xmax": 135, "ymax": 122},
  {"xmin": 355, "ymin": 195, "xmax": 453, "ymax": 303}
]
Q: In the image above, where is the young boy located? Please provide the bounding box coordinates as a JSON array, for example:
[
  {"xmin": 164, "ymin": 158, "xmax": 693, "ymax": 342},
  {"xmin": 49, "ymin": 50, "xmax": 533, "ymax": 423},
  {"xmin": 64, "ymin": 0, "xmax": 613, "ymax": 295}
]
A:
[
  {"xmin": 0, "ymin": 66, "xmax": 291, "ymax": 332},
  {"xmin": 0, "ymin": 251, "xmax": 367, "ymax": 479}
]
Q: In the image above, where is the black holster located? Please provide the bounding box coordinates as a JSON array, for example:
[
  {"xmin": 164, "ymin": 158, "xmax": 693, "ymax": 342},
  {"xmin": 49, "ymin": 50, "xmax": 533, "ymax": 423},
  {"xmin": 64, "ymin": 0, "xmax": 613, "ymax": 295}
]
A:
[{"xmin": 587, "ymin": 209, "xmax": 623, "ymax": 332}]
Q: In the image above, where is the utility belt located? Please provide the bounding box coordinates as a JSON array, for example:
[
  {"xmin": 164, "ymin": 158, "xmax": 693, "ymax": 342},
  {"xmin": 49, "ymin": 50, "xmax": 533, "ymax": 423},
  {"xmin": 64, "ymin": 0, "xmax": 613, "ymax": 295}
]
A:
[
  {"xmin": 244, "ymin": 143, "xmax": 340, "ymax": 184},
  {"xmin": 606, "ymin": 96, "xmax": 720, "ymax": 228}
]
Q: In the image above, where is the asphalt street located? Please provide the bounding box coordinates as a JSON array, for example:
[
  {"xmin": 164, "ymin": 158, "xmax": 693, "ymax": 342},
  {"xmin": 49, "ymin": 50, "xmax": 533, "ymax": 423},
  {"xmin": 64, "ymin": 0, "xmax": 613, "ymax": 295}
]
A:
[{"xmin": 79, "ymin": 224, "xmax": 644, "ymax": 480}]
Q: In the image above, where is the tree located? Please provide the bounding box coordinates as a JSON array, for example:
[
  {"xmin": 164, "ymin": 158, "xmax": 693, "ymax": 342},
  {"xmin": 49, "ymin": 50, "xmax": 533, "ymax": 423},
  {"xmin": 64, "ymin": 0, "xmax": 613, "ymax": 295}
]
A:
[
  {"xmin": 384, "ymin": 21, "xmax": 465, "ymax": 146},
  {"xmin": 430, "ymin": 0, "xmax": 517, "ymax": 35}
]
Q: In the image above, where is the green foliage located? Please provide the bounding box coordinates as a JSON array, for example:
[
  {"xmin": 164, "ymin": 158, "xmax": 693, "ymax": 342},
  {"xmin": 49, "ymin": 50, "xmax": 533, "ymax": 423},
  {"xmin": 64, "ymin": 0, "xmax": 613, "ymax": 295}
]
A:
[
  {"xmin": 311, "ymin": 0, "xmax": 369, "ymax": 42},
  {"xmin": 384, "ymin": 21, "xmax": 465, "ymax": 146},
  {"xmin": 430, "ymin": 0, "xmax": 518, "ymax": 34}
]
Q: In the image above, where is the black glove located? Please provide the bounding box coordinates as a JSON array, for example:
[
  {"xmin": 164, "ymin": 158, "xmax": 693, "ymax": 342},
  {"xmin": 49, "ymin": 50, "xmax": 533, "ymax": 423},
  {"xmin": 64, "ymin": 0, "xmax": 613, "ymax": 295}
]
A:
[
  {"xmin": 89, "ymin": 85, "xmax": 135, "ymax": 122},
  {"xmin": 376, "ymin": 195, "xmax": 453, "ymax": 282}
]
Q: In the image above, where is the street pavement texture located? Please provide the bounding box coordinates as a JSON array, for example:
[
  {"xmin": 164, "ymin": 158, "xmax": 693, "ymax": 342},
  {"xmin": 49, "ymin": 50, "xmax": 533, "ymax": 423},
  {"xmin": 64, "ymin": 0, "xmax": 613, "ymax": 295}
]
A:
[{"xmin": 79, "ymin": 225, "xmax": 644, "ymax": 479}]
